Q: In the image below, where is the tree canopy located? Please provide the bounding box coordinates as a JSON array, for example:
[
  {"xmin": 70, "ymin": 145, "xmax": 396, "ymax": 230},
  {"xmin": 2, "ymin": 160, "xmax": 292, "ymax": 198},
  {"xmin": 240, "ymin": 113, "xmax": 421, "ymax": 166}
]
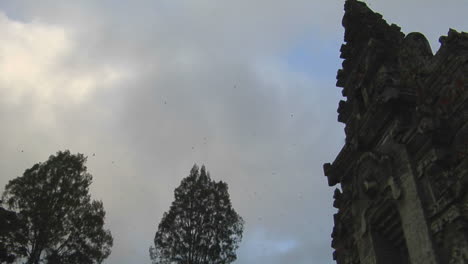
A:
[
  {"xmin": 150, "ymin": 164, "xmax": 244, "ymax": 264},
  {"xmin": 0, "ymin": 202, "xmax": 27, "ymax": 263},
  {"xmin": 1, "ymin": 150, "xmax": 113, "ymax": 264}
]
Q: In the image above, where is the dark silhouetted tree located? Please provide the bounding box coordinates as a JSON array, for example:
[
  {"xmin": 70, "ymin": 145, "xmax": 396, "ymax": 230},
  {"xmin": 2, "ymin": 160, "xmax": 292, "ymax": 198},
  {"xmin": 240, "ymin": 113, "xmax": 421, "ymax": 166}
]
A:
[
  {"xmin": 1, "ymin": 150, "xmax": 113, "ymax": 264},
  {"xmin": 150, "ymin": 164, "xmax": 244, "ymax": 264},
  {"xmin": 0, "ymin": 201, "xmax": 27, "ymax": 263}
]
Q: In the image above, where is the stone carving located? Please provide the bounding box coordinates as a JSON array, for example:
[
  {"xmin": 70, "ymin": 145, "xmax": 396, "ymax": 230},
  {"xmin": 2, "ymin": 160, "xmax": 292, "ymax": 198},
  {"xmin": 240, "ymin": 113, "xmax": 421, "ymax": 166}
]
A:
[
  {"xmin": 441, "ymin": 221, "xmax": 468, "ymax": 264},
  {"xmin": 431, "ymin": 206, "xmax": 461, "ymax": 234},
  {"xmin": 354, "ymin": 152, "xmax": 391, "ymax": 199},
  {"xmin": 386, "ymin": 176, "xmax": 402, "ymax": 200},
  {"xmin": 453, "ymin": 122, "xmax": 468, "ymax": 161},
  {"xmin": 333, "ymin": 188, "xmax": 343, "ymax": 209},
  {"xmin": 324, "ymin": 1, "xmax": 468, "ymax": 263}
]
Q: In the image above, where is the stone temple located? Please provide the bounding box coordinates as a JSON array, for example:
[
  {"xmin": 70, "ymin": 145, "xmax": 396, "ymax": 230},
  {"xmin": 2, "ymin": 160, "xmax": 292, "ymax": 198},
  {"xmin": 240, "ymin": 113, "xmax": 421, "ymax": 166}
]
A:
[{"xmin": 323, "ymin": 1, "xmax": 468, "ymax": 263}]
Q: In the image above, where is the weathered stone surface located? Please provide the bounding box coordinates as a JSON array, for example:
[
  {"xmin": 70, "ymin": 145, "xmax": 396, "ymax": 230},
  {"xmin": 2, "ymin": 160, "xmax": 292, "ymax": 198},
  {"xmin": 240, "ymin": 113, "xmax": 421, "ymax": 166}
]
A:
[{"xmin": 325, "ymin": 1, "xmax": 468, "ymax": 263}]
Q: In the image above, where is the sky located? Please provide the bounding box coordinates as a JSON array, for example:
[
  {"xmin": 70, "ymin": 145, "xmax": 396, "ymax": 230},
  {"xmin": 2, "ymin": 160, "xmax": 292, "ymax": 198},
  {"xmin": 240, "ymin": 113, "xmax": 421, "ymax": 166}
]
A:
[{"xmin": 0, "ymin": 0, "xmax": 467, "ymax": 263}]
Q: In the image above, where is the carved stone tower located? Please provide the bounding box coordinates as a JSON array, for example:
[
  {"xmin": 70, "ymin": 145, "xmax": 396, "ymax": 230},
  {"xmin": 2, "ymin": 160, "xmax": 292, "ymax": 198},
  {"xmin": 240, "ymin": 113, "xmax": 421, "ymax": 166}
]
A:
[{"xmin": 323, "ymin": 1, "xmax": 468, "ymax": 263}]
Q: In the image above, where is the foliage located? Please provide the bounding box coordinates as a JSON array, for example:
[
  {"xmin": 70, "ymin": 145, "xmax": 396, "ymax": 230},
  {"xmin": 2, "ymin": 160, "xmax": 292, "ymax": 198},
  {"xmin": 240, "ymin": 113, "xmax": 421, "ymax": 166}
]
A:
[
  {"xmin": 151, "ymin": 165, "xmax": 244, "ymax": 264},
  {"xmin": 1, "ymin": 150, "xmax": 113, "ymax": 264},
  {"xmin": 0, "ymin": 202, "xmax": 27, "ymax": 263}
]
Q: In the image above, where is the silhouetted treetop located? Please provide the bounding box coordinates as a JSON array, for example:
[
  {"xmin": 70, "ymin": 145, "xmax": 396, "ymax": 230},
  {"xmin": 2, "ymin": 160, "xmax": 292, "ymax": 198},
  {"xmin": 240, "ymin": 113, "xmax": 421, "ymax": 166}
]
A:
[
  {"xmin": 150, "ymin": 164, "xmax": 244, "ymax": 264},
  {"xmin": 1, "ymin": 150, "xmax": 113, "ymax": 264}
]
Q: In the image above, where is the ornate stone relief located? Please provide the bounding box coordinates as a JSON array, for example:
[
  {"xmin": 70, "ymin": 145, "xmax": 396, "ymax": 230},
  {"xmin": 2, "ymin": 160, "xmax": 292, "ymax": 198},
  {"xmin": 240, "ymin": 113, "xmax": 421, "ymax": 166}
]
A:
[{"xmin": 324, "ymin": 1, "xmax": 468, "ymax": 263}]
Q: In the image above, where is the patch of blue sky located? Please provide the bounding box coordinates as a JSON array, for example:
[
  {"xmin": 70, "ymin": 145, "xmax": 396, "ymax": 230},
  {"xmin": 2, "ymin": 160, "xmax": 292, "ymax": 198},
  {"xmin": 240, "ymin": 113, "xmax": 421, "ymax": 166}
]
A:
[
  {"xmin": 283, "ymin": 34, "xmax": 342, "ymax": 82},
  {"xmin": 0, "ymin": 3, "xmax": 28, "ymax": 22},
  {"xmin": 240, "ymin": 228, "xmax": 299, "ymax": 258}
]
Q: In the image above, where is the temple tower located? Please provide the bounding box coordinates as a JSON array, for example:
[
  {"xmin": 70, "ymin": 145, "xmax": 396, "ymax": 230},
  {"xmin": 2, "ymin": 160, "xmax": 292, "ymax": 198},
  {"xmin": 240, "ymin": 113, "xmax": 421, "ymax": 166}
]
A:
[{"xmin": 324, "ymin": 1, "xmax": 468, "ymax": 263}]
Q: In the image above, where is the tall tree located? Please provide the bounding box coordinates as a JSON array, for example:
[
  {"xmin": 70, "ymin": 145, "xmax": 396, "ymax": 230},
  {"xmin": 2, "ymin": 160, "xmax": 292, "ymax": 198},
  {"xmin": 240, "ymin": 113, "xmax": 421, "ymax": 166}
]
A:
[
  {"xmin": 150, "ymin": 165, "xmax": 244, "ymax": 264},
  {"xmin": 1, "ymin": 150, "xmax": 113, "ymax": 264}
]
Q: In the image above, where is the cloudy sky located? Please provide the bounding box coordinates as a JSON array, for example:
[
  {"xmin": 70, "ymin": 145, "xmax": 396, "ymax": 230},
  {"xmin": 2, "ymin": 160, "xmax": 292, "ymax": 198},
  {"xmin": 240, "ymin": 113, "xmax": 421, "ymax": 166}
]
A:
[{"xmin": 0, "ymin": 0, "xmax": 467, "ymax": 263}]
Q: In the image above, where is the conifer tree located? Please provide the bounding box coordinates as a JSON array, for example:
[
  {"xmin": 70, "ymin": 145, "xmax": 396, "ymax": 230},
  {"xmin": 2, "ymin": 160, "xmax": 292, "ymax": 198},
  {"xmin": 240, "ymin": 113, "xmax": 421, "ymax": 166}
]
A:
[{"xmin": 150, "ymin": 164, "xmax": 244, "ymax": 264}]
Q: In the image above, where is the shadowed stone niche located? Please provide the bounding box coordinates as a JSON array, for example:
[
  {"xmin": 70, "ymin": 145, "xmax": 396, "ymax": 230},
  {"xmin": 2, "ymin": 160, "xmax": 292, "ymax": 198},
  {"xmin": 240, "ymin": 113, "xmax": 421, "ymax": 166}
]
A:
[{"xmin": 324, "ymin": 1, "xmax": 468, "ymax": 263}]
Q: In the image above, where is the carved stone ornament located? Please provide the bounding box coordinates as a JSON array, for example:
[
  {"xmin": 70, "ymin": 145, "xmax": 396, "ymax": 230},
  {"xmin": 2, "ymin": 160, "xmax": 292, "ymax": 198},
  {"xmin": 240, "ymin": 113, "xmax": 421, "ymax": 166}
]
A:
[
  {"xmin": 354, "ymin": 151, "xmax": 393, "ymax": 199},
  {"xmin": 443, "ymin": 221, "xmax": 468, "ymax": 264},
  {"xmin": 386, "ymin": 176, "xmax": 402, "ymax": 200}
]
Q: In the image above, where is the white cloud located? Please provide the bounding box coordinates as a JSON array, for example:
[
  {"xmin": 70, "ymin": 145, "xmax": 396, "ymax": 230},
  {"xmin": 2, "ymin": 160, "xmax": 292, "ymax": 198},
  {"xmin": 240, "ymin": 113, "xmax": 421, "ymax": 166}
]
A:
[
  {"xmin": 0, "ymin": 12, "xmax": 69, "ymax": 103},
  {"xmin": 0, "ymin": 12, "xmax": 130, "ymax": 126}
]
